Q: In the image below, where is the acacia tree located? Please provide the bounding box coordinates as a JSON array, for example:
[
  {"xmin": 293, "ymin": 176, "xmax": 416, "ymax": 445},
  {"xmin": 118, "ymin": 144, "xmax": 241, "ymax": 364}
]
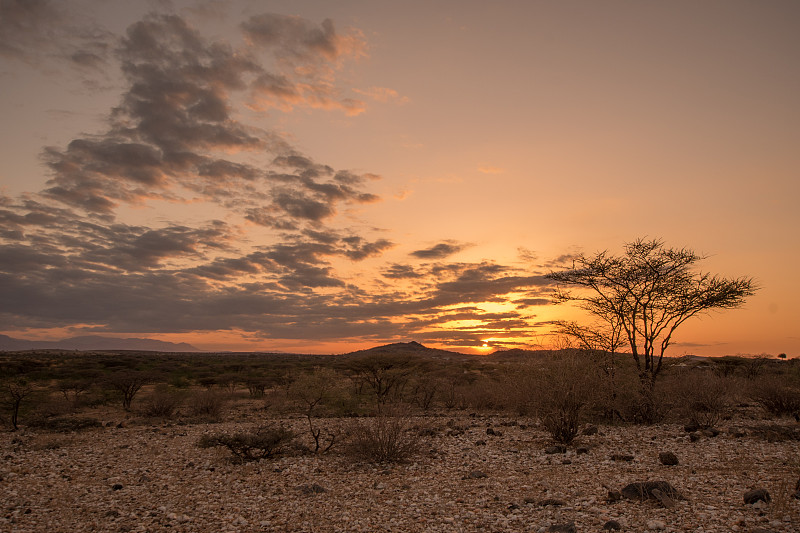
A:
[{"xmin": 547, "ymin": 238, "xmax": 756, "ymax": 389}]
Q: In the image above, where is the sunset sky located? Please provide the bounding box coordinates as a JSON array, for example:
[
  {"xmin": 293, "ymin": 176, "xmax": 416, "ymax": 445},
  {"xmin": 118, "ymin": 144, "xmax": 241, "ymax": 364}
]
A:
[{"xmin": 1, "ymin": 0, "xmax": 798, "ymax": 356}]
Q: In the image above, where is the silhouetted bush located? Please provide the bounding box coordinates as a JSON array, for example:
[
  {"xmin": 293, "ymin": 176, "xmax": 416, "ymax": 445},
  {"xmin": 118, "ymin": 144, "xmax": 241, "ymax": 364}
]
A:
[
  {"xmin": 197, "ymin": 426, "xmax": 297, "ymax": 463},
  {"xmin": 750, "ymin": 377, "xmax": 800, "ymax": 418},
  {"xmin": 675, "ymin": 370, "xmax": 732, "ymax": 428},
  {"xmin": 188, "ymin": 389, "xmax": 227, "ymax": 420},
  {"xmin": 529, "ymin": 356, "xmax": 600, "ymax": 444},
  {"xmin": 345, "ymin": 409, "xmax": 422, "ymax": 463},
  {"xmin": 140, "ymin": 386, "xmax": 183, "ymax": 418}
]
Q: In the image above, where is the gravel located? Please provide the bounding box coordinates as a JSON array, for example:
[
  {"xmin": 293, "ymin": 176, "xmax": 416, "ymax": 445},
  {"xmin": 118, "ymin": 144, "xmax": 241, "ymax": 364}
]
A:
[{"xmin": 2, "ymin": 412, "xmax": 799, "ymax": 532}]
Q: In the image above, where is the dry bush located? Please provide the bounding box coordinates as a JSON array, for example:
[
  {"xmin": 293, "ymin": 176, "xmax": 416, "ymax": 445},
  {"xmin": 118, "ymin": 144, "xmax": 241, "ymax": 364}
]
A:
[
  {"xmin": 529, "ymin": 355, "xmax": 600, "ymax": 444},
  {"xmin": 140, "ymin": 386, "xmax": 183, "ymax": 418},
  {"xmin": 188, "ymin": 389, "xmax": 228, "ymax": 420},
  {"xmin": 344, "ymin": 409, "xmax": 422, "ymax": 463},
  {"xmin": 198, "ymin": 426, "xmax": 297, "ymax": 463},
  {"xmin": 673, "ymin": 370, "xmax": 732, "ymax": 428},
  {"xmin": 750, "ymin": 376, "xmax": 800, "ymax": 418}
]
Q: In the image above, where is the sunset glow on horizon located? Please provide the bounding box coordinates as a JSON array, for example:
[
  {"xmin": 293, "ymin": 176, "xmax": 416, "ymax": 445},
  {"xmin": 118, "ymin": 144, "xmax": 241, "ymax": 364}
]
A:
[{"xmin": 1, "ymin": 0, "xmax": 798, "ymax": 357}]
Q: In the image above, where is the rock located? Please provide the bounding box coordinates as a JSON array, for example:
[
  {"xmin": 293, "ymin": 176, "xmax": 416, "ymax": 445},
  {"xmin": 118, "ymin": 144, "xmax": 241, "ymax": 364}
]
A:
[
  {"xmin": 508, "ymin": 503, "xmax": 520, "ymax": 510},
  {"xmin": 464, "ymin": 470, "xmax": 488, "ymax": 479},
  {"xmin": 582, "ymin": 425, "xmax": 599, "ymax": 435},
  {"xmin": 646, "ymin": 519, "xmax": 666, "ymax": 530},
  {"xmin": 544, "ymin": 445, "xmax": 567, "ymax": 454},
  {"xmin": 111, "ymin": 484, "xmax": 124, "ymax": 491},
  {"xmin": 602, "ymin": 520, "xmax": 622, "ymax": 530},
  {"xmin": 561, "ymin": 459, "xmax": 572, "ymax": 465},
  {"xmin": 547, "ymin": 522, "xmax": 576, "ymax": 533},
  {"xmin": 610, "ymin": 453, "xmax": 634, "ymax": 462},
  {"xmin": 298, "ymin": 483, "xmax": 327, "ymax": 495},
  {"xmin": 475, "ymin": 439, "xmax": 487, "ymax": 446},
  {"xmin": 486, "ymin": 427, "xmax": 502, "ymax": 436},
  {"xmin": 701, "ymin": 427, "xmax": 720, "ymax": 438},
  {"xmin": 743, "ymin": 488, "xmax": 770, "ymax": 505},
  {"xmin": 658, "ymin": 451, "xmax": 679, "ymax": 466},
  {"xmin": 576, "ymin": 446, "xmax": 590, "ymax": 455},
  {"xmin": 607, "ymin": 490, "xmax": 623, "ymax": 502},
  {"xmin": 651, "ymin": 488, "xmax": 676, "ymax": 509},
  {"xmin": 621, "ymin": 481, "xmax": 682, "ymax": 501}
]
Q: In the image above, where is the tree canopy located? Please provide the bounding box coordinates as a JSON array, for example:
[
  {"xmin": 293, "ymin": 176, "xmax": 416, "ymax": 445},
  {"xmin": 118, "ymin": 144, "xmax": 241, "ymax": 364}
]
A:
[{"xmin": 547, "ymin": 238, "xmax": 757, "ymax": 384}]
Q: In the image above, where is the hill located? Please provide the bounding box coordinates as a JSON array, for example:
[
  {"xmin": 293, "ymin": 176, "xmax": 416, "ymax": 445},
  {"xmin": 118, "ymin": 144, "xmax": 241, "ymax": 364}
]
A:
[{"xmin": 0, "ymin": 334, "xmax": 200, "ymax": 352}]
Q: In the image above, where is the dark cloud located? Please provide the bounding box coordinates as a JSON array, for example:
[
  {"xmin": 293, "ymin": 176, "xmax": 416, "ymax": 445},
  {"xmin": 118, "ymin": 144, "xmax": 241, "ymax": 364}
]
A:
[
  {"xmin": 411, "ymin": 240, "xmax": 470, "ymax": 259},
  {"xmin": 0, "ymin": 8, "xmax": 560, "ymax": 351}
]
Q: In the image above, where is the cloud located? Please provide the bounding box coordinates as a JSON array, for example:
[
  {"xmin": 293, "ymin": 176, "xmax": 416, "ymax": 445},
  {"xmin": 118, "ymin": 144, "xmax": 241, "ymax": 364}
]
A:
[
  {"xmin": 0, "ymin": 7, "xmax": 561, "ymax": 351},
  {"xmin": 353, "ymin": 86, "xmax": 409, "ymax": 105},
  {"xmin": 411, "ymin": 240, "xmax": 470, "ymax": 259},
  {"xmin": 477, "ymin": 165, "xmax": 504, "ymax": 175},
  {"xmin": 0, "ymin": 0, "xmax": 114, "ymax": 73}
]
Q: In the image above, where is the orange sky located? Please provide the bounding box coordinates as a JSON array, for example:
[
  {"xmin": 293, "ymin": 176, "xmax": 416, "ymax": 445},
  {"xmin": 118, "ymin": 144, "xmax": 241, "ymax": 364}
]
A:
[{"xmin": 0, "ymin": 0, "xmax": 798, "ymax": 356}]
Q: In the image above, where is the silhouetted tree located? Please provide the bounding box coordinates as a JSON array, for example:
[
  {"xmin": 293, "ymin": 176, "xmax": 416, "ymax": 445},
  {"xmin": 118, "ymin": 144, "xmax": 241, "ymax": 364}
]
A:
[
  {"xmin": 107, "ymin": 371, "xmax": 150, "ymax": 411},
  {"xmin": 2, "ymin": 379, "xmax": 33, "ymax": 430},
  {"xmin": 547, "ymin": 238, "xmax": 756, "ymax": 390}
]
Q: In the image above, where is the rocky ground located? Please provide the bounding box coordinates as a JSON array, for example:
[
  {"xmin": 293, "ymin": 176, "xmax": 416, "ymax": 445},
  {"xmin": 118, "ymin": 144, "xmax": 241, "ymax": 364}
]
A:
[{"xmin": 2, "ymin": 408, "xmax": 799, "ymax": 533}]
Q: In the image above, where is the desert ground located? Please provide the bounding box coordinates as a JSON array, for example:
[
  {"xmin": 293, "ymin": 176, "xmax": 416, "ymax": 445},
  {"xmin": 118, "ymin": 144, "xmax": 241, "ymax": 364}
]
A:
[{"xmin": 2, "ymin": 404, "xmax": 798, "ymax": 533}]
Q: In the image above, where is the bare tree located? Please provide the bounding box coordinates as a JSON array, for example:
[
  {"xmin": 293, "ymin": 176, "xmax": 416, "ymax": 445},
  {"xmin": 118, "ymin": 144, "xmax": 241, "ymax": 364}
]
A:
[
  {"xmin": 107, "ymin": 371, "xmax": 150, "ymax": 411},
  {"xmin": 347, "ymin": 354, "xmax": 418, "ymax": 409},
  {"xmin": 289, "ymin": 367, "xmax": 343, "ymax": 453},
  {"xmin": 547, "ymin": 238, "xmax": 756, "ymax": 389},
  {"xmin": 2, "ymin": 379, "xmax": 34, "ymax": 431}
]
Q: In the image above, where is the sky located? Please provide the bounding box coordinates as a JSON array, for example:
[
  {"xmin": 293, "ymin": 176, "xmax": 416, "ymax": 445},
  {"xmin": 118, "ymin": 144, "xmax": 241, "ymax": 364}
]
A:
[{"xmin": 0, "ymin": 0, "xmax": 798, "ymax": 356}]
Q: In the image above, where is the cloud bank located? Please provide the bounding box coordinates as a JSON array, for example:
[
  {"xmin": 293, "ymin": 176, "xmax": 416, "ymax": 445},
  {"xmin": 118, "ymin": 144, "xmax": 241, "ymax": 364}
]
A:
[{"xmin": 0, "ymin": 6, "xmax": 556, "ymax": 351}]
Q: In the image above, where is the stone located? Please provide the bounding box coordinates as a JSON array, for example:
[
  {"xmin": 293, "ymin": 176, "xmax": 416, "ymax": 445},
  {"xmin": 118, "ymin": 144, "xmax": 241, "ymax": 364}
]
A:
[
  {"xmin": 561, "ymin": 459, "xmax": 572, "ymax": 465},
  {"xmin": 538, "ymin": 498, "xmax": 566, "ymax": 507},
  {"xmin": 621, "ymin": 481, "xmax": 682, "ymax": 501},
  {"xmin": 658, "ymin": 451, "xmax": 679, "ymax": 466},
  {"xmin": 646, "ymin": 519, "xmax": 666, "ymax": 530},
  {"xmin": 602, "ymin": 520, "xmax": 622, "ymax": 530},
  {"xmin": 547, "ymin": 522, "xmax": 576, "ymax": 533},
  {"xmin": 743, "ymin": 488, "xmax": 770, "ymax": 505},
  {"xmin": 610, "ymin": 453, "xmax": 634, "ymax": 462},
  {"xmin": 701, "ymin": 427, "xmax": 720, "ymax": 438},
  {"xmin": 475, "ymin": 439, "xmax": 487, "ymax": 446},
  {"xmin": 576, "ymin": 446, "xmax": 590, "ymax": 455},
  {"xmin": 544, "ymin": 445, "xmax": 567, "ymax": 454},
  {"xmin": 112, "ymin": 484, "xmax": 124, "ymax": 491},
  {"xmin": 651, "ymin": 488, "xmax": 676, "ymax": 509},
  {"xmin": 465, "ymin": 470, "xmax": 488, "ymax": 479},
  {"xmin": 298, "ymin": 483, "xmax": 327, "ymax": 495}
]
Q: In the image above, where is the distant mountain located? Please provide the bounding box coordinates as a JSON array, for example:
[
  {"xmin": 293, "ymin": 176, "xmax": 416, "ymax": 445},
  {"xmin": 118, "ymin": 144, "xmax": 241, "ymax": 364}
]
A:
[
  {"xmin": 0, "ymin": 334, "xmax": 200, "ymax": 352},
  {"xmin": 344, "ymin": 341, "xmax": 466, "ymax": 359}
]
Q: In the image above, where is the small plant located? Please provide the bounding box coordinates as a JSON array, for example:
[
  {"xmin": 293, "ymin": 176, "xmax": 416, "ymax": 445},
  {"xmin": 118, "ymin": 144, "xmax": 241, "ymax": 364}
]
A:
[
  {"xmin": 197, "ymin": 426, "xmax": 297, "ymax": 463},
  {"xmin": 750, "ymin": 377, "xmax": 800, "ymax": 418},
  {"xmin": 106, "ymin": 371, "xmax": 150, "ymax": 411},
  {"xmin": 531, "ymin": 356, "xmax": 599, "ymax": 444},
  {"xmin": 188, "ymin": 389, "xmax": 227, "ymax": 420},
  {"xmin": 676, "ymin": 370, "xmax": 731, "ymax": 428},
  {"xmin": 141, "ymin": 387, "xmax": 182, "ymax": 418},
  {"xmin": 345, "ymin": 409, "xmax": 421, "ymax": 463}
]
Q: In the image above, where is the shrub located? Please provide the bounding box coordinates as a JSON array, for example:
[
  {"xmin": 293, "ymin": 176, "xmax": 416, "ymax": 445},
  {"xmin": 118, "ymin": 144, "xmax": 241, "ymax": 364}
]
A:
[
  {"xmin": 530, "ymin": 356, "xmax": 599, "ymax": 444},
  {"xmin": 141, "ymin": 387, "xmax": 183, "ymax": 418},
  {"xmin": 750, "ymin": 377, "xmax": 800, "ymax": 418},
  {"xmin": 197, "ymin": 426, "xmax": 297, "ymax": 463},
  {"xmin": 675, "ymin": 370, "xmax": 731, "ymax": 428},
  {"xmin": 188, "ymin": 389, "xmax": 228, "ymax": 420},
  {"xmin": 345, "ymin": 410, "xmax": 421, "ymax": 463},
  {"xmin": 27, "ymin": 416, "xmax": 103, "ymax": 432}
]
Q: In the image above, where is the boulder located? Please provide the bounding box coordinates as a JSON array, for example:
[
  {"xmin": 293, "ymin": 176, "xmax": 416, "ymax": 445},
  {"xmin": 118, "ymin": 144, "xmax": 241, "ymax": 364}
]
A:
[
  {"xmin": 743, "ymin": 488, "xmax": 770, "ymax": 505},
  {"xmin": 658, "ymin": 451, "xmax": 679, "ymax": 466},
  {"xmin": 621, "ymin": 481, "xmax": 682, "ymax": 502}
]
